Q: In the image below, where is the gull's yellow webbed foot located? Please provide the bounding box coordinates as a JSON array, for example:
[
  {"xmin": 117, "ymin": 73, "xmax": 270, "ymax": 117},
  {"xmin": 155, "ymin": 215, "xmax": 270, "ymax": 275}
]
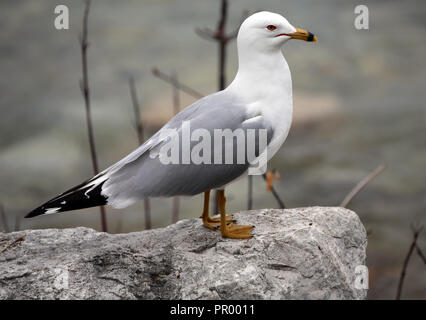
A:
[
  {"xmin": 201, "ymin": 190, "xmax": 233, "ymax": 230},
  {"xmin": 218, "ymin": 190, "xmax": 253, "ymax": 239},
  {"xmin": 222, "ymin": 223, "xmax": 254, "ymax": 239}
]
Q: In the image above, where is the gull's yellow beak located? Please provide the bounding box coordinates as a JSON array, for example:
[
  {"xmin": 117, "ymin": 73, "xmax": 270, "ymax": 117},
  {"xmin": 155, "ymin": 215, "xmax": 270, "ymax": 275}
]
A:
[{"xmin": 278, "ymin": 27, "xmax": 318, "ymax": 42}]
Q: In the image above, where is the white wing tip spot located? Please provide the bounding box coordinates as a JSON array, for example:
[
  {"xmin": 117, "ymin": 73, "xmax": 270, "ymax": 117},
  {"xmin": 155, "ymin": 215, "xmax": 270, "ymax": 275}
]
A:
[{"xmin": 45, "ymin": 207, "xmax": 61, "ymax": 215}]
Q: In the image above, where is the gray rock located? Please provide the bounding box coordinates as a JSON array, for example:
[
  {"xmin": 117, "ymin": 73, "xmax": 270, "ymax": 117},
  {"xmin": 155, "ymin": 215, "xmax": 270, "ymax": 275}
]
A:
[{"xmin": 0, "ymin": 207, "xmax": 367, "ymax": 300}]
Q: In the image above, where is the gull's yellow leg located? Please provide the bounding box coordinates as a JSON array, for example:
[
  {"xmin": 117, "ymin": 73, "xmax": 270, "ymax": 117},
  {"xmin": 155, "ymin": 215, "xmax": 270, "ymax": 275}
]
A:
[
  {"xmin": 218, "ymin": 190, "xmax": 253, "ymax": 239},
  {"xmin": 201, "ymin": 190, "xmax": 216, "ymax": 230},
  {"xmin": 201, "ymin": 190, "xmax": 233, "ymax": 230}
]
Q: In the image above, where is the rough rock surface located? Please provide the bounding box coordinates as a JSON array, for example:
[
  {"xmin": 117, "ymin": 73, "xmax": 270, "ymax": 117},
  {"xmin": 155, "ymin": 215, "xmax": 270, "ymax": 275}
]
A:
[{"xmin": 0, "ymin": 207, "xmax": 367, "ymax": 300}]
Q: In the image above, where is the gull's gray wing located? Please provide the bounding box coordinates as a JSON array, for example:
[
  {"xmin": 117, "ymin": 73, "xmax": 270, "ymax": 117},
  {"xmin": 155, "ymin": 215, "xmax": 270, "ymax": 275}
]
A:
[
  {"xmin": 25, "ymin": 91, "xmax": 274, "ymax": 216},
  {"xmin": 100, "ymin": 91, "xmax": 273, "ymax": 208}
]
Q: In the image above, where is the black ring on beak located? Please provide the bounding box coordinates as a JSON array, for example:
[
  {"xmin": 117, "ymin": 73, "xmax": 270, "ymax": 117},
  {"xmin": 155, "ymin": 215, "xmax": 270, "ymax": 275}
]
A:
[{"xmin": 307, "ymin": 32, "xmax": 315, "ymax": 42}]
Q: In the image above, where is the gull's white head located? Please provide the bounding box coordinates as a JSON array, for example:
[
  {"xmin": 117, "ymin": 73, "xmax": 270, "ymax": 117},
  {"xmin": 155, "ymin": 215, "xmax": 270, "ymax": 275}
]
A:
[{"xmin": 237, "ymin": 11, "xmax": 317, "ymax": 53}]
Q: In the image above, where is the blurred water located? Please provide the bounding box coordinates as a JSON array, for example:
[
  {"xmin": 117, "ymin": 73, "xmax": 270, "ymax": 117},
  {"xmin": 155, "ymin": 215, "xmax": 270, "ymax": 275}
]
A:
[{"xmin": 0, "ymin": 0, "xmax": 425, "ymax": 299}]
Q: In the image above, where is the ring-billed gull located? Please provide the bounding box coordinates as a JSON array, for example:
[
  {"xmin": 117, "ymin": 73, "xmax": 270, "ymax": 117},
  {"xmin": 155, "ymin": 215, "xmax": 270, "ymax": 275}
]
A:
[{"xmin": 26, "ymin": 11, "xmax": 317, "ymax": 239}]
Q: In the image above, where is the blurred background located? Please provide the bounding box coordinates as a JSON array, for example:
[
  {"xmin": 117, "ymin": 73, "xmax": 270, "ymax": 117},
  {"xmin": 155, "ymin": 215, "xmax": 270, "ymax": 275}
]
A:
[{"xmin": 0, "ymin": 0, "xmax": 425, "ymax": 299}]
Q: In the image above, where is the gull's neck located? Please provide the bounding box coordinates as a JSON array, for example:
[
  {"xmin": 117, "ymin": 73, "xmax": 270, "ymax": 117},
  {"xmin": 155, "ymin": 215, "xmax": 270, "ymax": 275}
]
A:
[{"xmin": 226, "ymin": 49, "xmax": 292, "ymax": 107}]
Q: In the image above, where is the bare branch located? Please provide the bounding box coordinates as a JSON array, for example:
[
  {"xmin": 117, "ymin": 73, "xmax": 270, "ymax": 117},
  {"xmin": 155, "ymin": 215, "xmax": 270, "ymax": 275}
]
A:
[
  {"xmin": 247, "ymin": 175, "xmax": 253, "ymax": 210},
  {"xmin": 172, "ymin": 197, "xmax": 180, "ymax": 224},
  {"xmin": 262, "ymin": 173, "xmax": 286, "ymax": 209},
  {"xmin": 216, "ymin": 0, "xmax": 228, "ymax": 38},
  {"xmin": 128, "ymin": 77, "xmax": 144, "ymax": 144},
  {"xmin": 152, "ymin": 67, "xmax": 204, "ymax": 99},
  {"xmin": 80, "ymin": 0, "xmax": 107, "ymax": 232},
  {"xmin": 195, "ymin": 0, "xmax": 241, "ymax": 90},
  {"xmin": 128, "ymin": 77, "xmax": 152, "ymax": 230},
  {"xmin": 14, "ymin": 214, "xmax": 21, "ymax": 232},
  {"xmin": 340, "ymin": 164, "xmax": 387, "ymax": 208},
  {"xmin": 217, "ymin": 0, "xmax": 228, "ymax": 90},
  {"xmin": 411, "ymin": 223, "xmax": 426, "ymax": 264},
  {"xmin": 416, "ymin": 244, "xmax": 426, "ymax": 264},
  {"xmin": 396, "ymin": 224, "xmax": 424, "ymax": 299},
  {"xmin": 194, "ymin": 27, "xmax": 216, "ymax": 41},
  {"xmin": 171, "ymin": 73, "xmax": 181, "ymax": 223}
]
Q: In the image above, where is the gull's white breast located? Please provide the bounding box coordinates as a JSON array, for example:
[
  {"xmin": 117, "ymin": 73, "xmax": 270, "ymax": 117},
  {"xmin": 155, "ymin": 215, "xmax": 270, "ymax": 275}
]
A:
[{"xmin": 227, "ymin": 52, "xmax": 293, "ymax": 162}]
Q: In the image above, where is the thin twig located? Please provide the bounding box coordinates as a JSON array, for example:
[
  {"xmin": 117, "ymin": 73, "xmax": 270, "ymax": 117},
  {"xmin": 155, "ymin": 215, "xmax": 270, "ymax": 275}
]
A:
[
  {"xmin": 396, "ymin": 224, "xmax": 424, "ymax": 299},
  {"xmin": 0, "ymin": 234, "xmax": 25, "ymax": 255},
  {"xmin": 80, "ymin": 0, "xmax": 107, "ymax": 232},
  {"xmin": 247, "ymin": 175, "xmax": 253, "ymax": 210},
  {"xmin": 172, "ymin": 197, "xmax": 180, "ymax": 224},
  {"xmin": 171, "ymin": 73, "xmax": 180, "ymax": 223},
  {"xmin": 0, "ymin": 202, "xmax": 9, "ymax": 233},
  {"xmin": 340, "ymin": 164, "xmax": 387, "ymax": 208},
  {"xmin": 152, "ymin": 67, "xmax": 203, "ymax": 99},
  {"xmin": 262, "ymin": 174, "xmax": 286, "ymax": 209},
  {"xmin": 128, "ymin": 77, "xmax": 152, "ymax": 230},
  {"xmin": 415, "ymin": 244, "xmax": 426, "ymax": 264},
  {"xmin": 194, "ymin": 27, "xmax": 216, "ymax": 41},
  {"xmin": 217, "ymin": 0, "xmax": 228, "ymax": 90},
  {"xmin": 215, "ymin": 0, "xmax": 229, "ymax": 91},
  {"xmin": 14, "ymin": 214, "xmax": 21, "ymax": 232},
  {"xmin": 129, "ymin": 77, "xmax": 144, "ymax": 144}
]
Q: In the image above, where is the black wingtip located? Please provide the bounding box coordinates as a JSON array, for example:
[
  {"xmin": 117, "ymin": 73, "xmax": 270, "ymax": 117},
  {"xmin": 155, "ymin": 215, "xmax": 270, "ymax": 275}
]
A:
[
  {"xmin": 25, "ymin": 208, "xmax": 44, "ymax": 218},
  {"xmin": 25, "ymin": 181, "xmax": 108, "ymax": 219},
  {"xmin": 25, "ymin": 202, "xmax": 66, "ymax": 218},
  {"xmin": 24, "ymin": 205, "xmax": 60, "ymax": 218}
]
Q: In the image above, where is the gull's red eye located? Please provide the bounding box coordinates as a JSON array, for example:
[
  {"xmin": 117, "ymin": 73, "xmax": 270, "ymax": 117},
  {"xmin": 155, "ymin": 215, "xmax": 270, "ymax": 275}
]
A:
[{"xmin": 266, "ymin": 25, "xmax": 277, "ymax": 31}]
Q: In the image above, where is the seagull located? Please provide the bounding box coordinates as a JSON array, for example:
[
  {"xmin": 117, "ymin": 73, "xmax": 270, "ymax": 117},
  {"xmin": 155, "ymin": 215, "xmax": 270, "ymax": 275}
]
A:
[{"xmin": 25, "ymin": 11, "xmax": 317, "ymax": 239}]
